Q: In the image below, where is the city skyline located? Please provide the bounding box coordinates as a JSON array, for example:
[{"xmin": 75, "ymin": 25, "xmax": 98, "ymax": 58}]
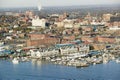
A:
[{"xmin": 0, "ymin": 0, "xmax": 120, "ymax": 8}]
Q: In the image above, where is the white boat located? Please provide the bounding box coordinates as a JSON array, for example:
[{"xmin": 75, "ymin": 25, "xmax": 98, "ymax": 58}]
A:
[
  {"xmin": 29, "ymin": 49, "xmax": 42, "ymax": 59},
  {"xmin": 51, "ymin": 59, "xmax": 56, "ymax": 62},
  {"xmin": 12, "ymin": 58, "xmax": 19, "ymax": 64},
  {"xmin": 116, "ymin": 58, "xmax": 120, "ymax": 63},
  {"xmin": 93, "ymin": 62, "xmax": 96, "ymax": 65},
  {"xmin": 21, "ymin": 57, "xmax": 29, "ymax": 62}
]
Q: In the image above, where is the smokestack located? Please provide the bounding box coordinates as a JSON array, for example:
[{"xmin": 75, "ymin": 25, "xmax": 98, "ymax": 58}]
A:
[{"xmin": 38, "ymin": 0, "xmax": 42, "ymax": 11}]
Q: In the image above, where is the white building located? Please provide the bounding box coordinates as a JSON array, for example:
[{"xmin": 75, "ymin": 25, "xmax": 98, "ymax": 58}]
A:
[
  {"xmin": 109, "ymin": 26, "xmax": 120, "ymax": 30},
  {"xmin": 64, "ymin": 23, "xmax": 73, "ymax": 28},
  {"xmin": 32, "ymin": 17, "xmax": 46, "ymax": 28},
  {"xmin": 63, "ymin": 19, "xmax": 74, "ymax": 28}
]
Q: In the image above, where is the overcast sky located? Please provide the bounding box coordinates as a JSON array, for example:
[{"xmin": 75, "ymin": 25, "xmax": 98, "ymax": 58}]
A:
[{"xmin": 0, "ymin": 0, "xmax": 120, "ymax": 8}]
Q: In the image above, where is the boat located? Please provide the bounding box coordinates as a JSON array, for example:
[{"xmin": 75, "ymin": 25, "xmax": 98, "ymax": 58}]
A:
[
  {"xmin": 12, "ymin": 58, "xmax": 19, "ymax": 64},
  {"xmin": 92, "ymin": 58, "xmax": 102, "ymax": 64},
  {"xmin": 116, "ymin": 58, "xmax": 120, "ymax": 63},
  {"xmin": 51, "ymin": 59, "xmax": 56, "ymax": 62},
  {"xmin": 21, "ymin": 57, "xmax": 29, "ymax": 62},
  {"xmin": 29, "ymin": 49, "xmax": 42, "ymax": 59}
]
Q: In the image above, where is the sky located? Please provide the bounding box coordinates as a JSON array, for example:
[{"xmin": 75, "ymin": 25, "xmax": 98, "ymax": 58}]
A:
[{"xmin": 0, "ymin": 0, "xmax": 120, "ymax": 8}]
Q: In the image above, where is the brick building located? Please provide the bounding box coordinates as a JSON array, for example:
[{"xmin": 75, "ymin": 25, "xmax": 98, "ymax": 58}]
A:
[
  {"xmin": 27, "ymin": 38, "xmax": 58, "ymax": 47},
  {"xmin": 27, "ymin": 33, "xmax": 59, "ymax": 47},
  {"xmin": 94, "ymin": 36, "xmax": 116, "ymax": 43}
]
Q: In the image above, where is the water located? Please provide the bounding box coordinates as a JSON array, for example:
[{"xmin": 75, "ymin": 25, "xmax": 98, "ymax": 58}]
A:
[{"xmin": 0, "ymin": 60, "xmax": 120, "ymax": 80}]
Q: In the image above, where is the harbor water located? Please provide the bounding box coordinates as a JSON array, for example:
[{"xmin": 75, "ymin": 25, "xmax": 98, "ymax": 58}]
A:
[{"xmin": 0, "ymin": 60, "xmax": 120, "ymax": 80}]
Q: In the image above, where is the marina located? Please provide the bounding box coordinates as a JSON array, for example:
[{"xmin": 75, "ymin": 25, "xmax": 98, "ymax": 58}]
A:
[{"xmin": 0, "ymin": 41, "xmax": 120, "ymax": 68}]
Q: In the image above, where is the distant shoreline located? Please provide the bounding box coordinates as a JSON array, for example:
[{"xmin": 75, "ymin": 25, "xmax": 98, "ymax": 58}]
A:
[{"xmin": 0, "ymin": 4, "xmax": 120, "ymax": 10}]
